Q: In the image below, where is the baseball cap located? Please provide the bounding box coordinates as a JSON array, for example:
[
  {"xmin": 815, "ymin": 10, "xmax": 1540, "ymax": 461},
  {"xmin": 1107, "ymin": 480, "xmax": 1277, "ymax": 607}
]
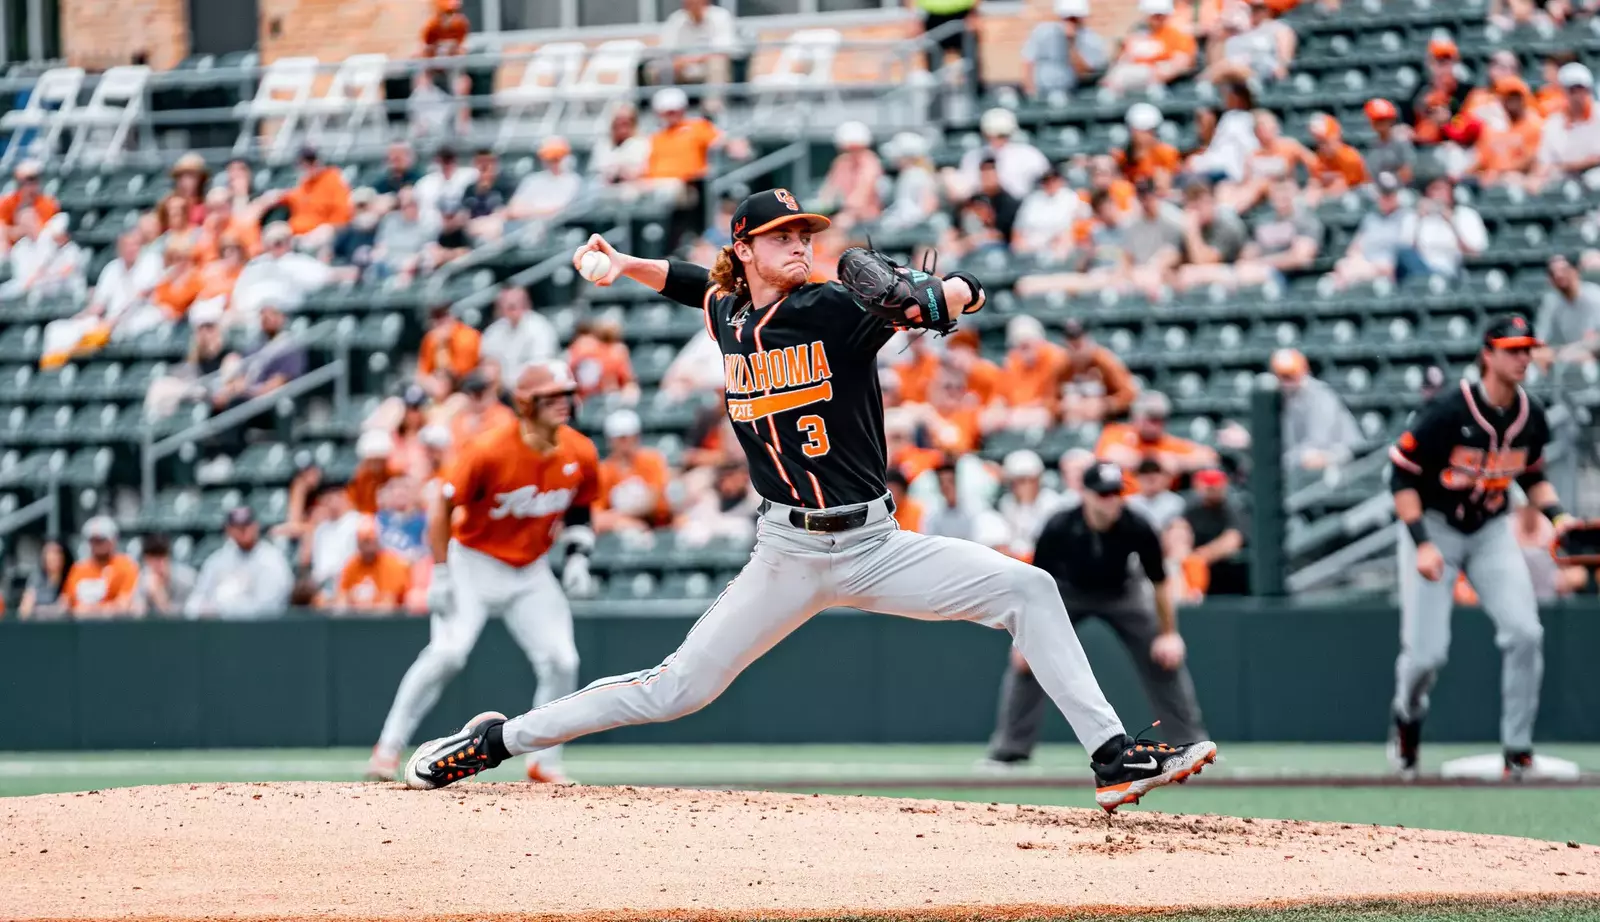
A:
[
  {"xmin": 538, "ymin": 136, "xmax": 571, "ymax": 160},
  {"xmin": 401, "ymin": 383, "xmax": 429, "ymax": 408},
  {"xmin": 1559, "ymin": 62, "xmax": 1594, "ymax": 89},
  {"xmin": 1270, "ymin": 347, "xmax": 1309, "ymax": 380},
  {"xmin": 1054, "ymin": 0, "xmax": 1089, "ymax": 16},
  {"xmin": 1007, "ymin": 314, "xmax": 1045, "ymax": 346},
  {"xmin": 1003, "ymin": 449, "xmax": 1045, "ymax": 480},
  {"xmin": 1138, "ymin": 0, "xmax": 1174, "ymax": 14},
  {"xmin": 1308, "ymin": 112, "xmax": 1341, "ymax": 142},
  {"xmin": 225, "ymin": 506, "xmax": 257, "ymax": 528},
  {"xmin": 1375, "ymin": 172, "xmax": 1403, "ymax": 194},
  {"xmin": 83, "ymin": 515, "xmax": 119, "ymax": 542},
  {"xmin": 979, "ymin": 107, "xmax": 1018, "ymax": 138},
  {"xmin": 730, "ymin": 189, "xmax": 831, "ymax": 241},
  {"xmin": 1136, "ymin": 458, "xmax": 1165, "ymax": 476},
  {"xmin": 1428, "ymin": 36, "xmax": 1459, "ymax": 61},
  {"xmin": 356, "ymin": 428, "xmax": 395, "ymax": 460},
  {"xmin": 1132, "ymin": 390, "xmax": 1172, "ymax": 420},
  {"xmin": 651, "ymin": 87, "xmax": 689, "ymax": 114},
  {"xmin": 1194, "ymin": 468, "xmax": 1229, "ymax": 488},
  {"xmin": 460, "ymin": 369, "xmax": 491, "ymax": 395},
  {"xmin": 297, "ymin": 144, "xmax": 321, "ymax": 163},
  {"xmin": 1063, "ymin": 318, "xmax": 1088, "ymax": 339},
  {"xmin": 1483, "ymin": 314, "xmax": 1542, "ymax": 350},
  {"xmin": 1364, "ymin": 98, "xmax": 1398, "ymax": 121},
  {"xmin": 1126, "ymin": 102, "xmax": 1163, "ymax": 132},
  {"xmin": 189, "ymin": 296, "xmax": 225, "ymax": 327},
  {"xmin": 1082, "ymin": 461, "xmax": 1126, "ymax": 496},
  {"xmin": 604, "ymin": 408, "xmax": 642, "ymax": 440}
]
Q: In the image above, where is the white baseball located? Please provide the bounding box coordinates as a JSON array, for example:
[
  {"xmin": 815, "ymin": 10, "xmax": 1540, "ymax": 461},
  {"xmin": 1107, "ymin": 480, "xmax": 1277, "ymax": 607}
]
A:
[{"xmin": 579, "ymin": 250, "xmax": 612, "ymax": 282}]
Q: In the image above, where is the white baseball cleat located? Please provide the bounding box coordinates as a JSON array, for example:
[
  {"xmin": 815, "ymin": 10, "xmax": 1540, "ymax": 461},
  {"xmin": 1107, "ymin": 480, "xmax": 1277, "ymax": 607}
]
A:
[{"xmin": 403, "ymin": 710, "xmax": 508, "ymax": 791}]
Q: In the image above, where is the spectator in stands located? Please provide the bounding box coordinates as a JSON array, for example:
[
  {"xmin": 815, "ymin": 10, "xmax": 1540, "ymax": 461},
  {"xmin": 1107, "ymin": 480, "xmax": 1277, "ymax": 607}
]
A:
[
  {"xmin": 5, "ymin": 212, "xmax": 83, "ymax": 301},
  {"xmin": 948, "ymin": 157, "xmax": 1020, "ymax": 258},
  {"xmin": 1331, "ymin": 172, "xmax": 1418, "ymax": 288},
  {"xmin": 1097, "ymin": 390, "xmax": 1218, "ymax": 479},
  {"xmin": 658, "ymin": 0, "xmax": 737, "ymax": 93},
  {"xmin": 884, "ymin": 407, "xmax": 945, "ymax": 483},
  {"xmin": 1271, "ymin": 347, "xmax": 1364, "ymax": 470},
  {"xmin": 1534, "ymin": 63, "xmax": 1600, "ymax": 189},
  {"xmin": 62, "ymin": 517, "xmax": 140, "ymax": 619},
  {"xmin": 1307, "ymin": 113, "xmax": 1369, "ymax": 198},
  {"xmin": 151, "ymin": 238, "xmax": 203, "ymax": 322},
  {"xmin": 446, "ymin": 369, "xmax": 516, "ymax": 445},
  {"xmin": 133, "ymin": 533, "xmax": 196, "ymax": 617},
  {"xmin": 888, "ymin": 469, "xmax": 924, "ymax": 532},
  {"xmin": 196, "ymin": 232, "xmax": 244, "ymax": 307},
  {"xmin": 155, "ymin": 192, "xmax": 202, "ymax": 255},
  {"xmin": 996, "ymin": 449, "xmax": 1065, "ymax": 561},
  {"xmin": 169, "ymin": 153, "xmax": 209, "ymax": 225},
  {"xmin": 374, "ymin": 186, "xmax": 439, "ymax": 284},
  {"xmin": 1118, "ymin": 103, "xmax": 1180, "ymax": 188},
  {"xmin": 1022, "ymin": 0, "xmax": 1109, "ymax": 100},
  {"xmin": 416, "ymin": 299, "xmax": 480, "ymax": 397},
  {"xmin": 429, "ymin": 203, "xmax": 474, "ymax": 269},
  {"xmin": 878, "ymin": 133, "xmax": 941, "ymax": 232},
  {"xmin": 1364, "ymin": 98, "xmax": 1416, "ymax": 184},
  {"xmin": 461, "ymin": 148, "xmax": 514, "ymax": 242},
  {"xmin": 481, "ymin": 286, "xmax": 558, "ymax": 380},
  {"xmin": 350, "ymin": 428, "xmax": 398, "ymax": 516},
  {"xmin": 331, "ymin": 188, "xmax": 381, "ymax": 272},
  {"xmin": 1464, "ymin": 50, "xmax": 1524, "ymax": 122},
  {"xmin": 923, "ymin": 460, "xmax": 1007, "ymax": 545},
  {"xmin": 567, "ymin": 317, "xmax": 638, "ymax": 401},
  {"xmin": 241, "ymin": 303, "xmax": 307, "ymax": 393},
  {"xmin": 198, "ymin": 186, "xmax": 259, "ymax": 261},
  {"xmin": 916, "ymin": 0, "xmax": 983, "ymax": 89},
  {"xmin": 1187, "ymin": 80, "xmax": 1259, "ymax": 183},
  {"xmin": 921, "ymin": 369, "xmax": 984, "ymax": 455},
  {"xmin": 1234, "ymin": 177, "xmax": 1324, "ymax": 286},
  {"xmin": 1120, "ymin": 178, "xmax": 1186, "ymax": 289},
  {"xmin": 144, "ymin": 299, "xmax": 230, "ymax": 419},
  {"xmin": 1538, "ymin": 52, "xmax": 1578, "ymax": 117},
  {"xmin": 373, "ymin": 142, "xmax": 421, "ymax": 199},
  {"xmin": 507, "ymin": 137, "xmax": 581, "ymax": 230},
  {"xmin": 232, "ymin": 222, "xmax": 336, "ymax": 317},
  {"xmin": 262, "ymin": 147, "xmax": 353, "ymax": 247},
  {"xmin": 1218, "ymin": 110, "xmax": 1314, "ymax": 214},
  {"xmin": 1410, "ymin": 37, "xmax": 1471, "ymax": 148},
  {"xmin": 305, "ymin": 480, "xmax": 361, "ymax": 590},
  {"xmin": 1161, "ymin": 514, "xmax": 1207, "ymax": 604},
  {"xmin": 677, "ymin": 460, "xmax": 761, "ymax": 547},
  {"xmin": 373, "ymin": 384, "xmax": 433, "ymax": 482},
  {"xmin": 1011, "ymin": 165, "xmax": 1084, "ymax": 256},
  {"xmin": 221, "ymin": 157, "xmax": 255, "ymax": 209},
  {"xmin": 1102, "ymin": 0, "xmax": 1197, "ymax": 93},
  {"xmin": 332, "ymin": 516, "xmax": 413, "ymax": 613},
  {"xmin": 591, "ymin": 105, "xmax": 652, "ymax": 190},
  {"xmin": 1057, "ymin": 318, "xmax": 1139, "ymax": 423},
  {"xmin": 38, "ymin": 229, "xmax": 159, "ymax": 367},
  {"xmin": 1180, "ymin": 468, "xmax": 1249, "ymax": 595},
  {"xmin": 1512, "ymin": 496, "xmax": 1590, "ymax": 600},
  {"xmin": 1175, "ymin": 180, "xmax": 1248, "ymax": 290},
  {"xmin": 407, "ymin": 69, "xmax": 466, "ymax": 140},
  {"xmin": 414, "ymin": 146, "xmax": 477, "ymax": 223},
  {"xmin": 890, "ymin": 332, "xmax": 940, "ymax": 404},
  {"xmin": 421, "ymin": 0, "xmax": 469, "ymax": 56},
  {"xmin": 1202, "ymin": 0, "xmax": 1294, "ymax": 84},
  {"xmin": 1412, "ymin": 176, "xmax": 1487, "ymax": 279},
  {"xmin": 595, "ymin": 409, "xmax": 672, "ymax": 533},
  {"xmin": 942, "ymin": 328, "xmax": 1005, "ymax": 407},
  {"xmin": 0, "ymin": 159, "xmax": 59, "ymax": 248},
  {"xmin": 18, "ymin": 538, "xmax": 71, "ymax": 620},
  {"xmin": 1127, "ymin": 458, "xmax": 1186, "ymax": 530},
  {"xmin": 188, "ymin": 507, "xmax": 294, "ymax": 619},
  {"xmin": 1535, "ymin": 254, "xmax": 1600, "ymax": 371},
  {"xmin": 816, "ymin": 121, "xmax": 883, "ymax": 231},
  {"xmin": 1476, "ymin": 77, "xmax": 1544, "ymax": 188},
  {"xmin": 1058, "ymin": 447, "xmax": 1094, "ymax": 506},
  {"xmin": 952, "ymin": 108, "xmax": 1050, "ymax": 202},
  {"xmin": 996, "ymin": 315, "xmax": 1065, "ymax": 425}
]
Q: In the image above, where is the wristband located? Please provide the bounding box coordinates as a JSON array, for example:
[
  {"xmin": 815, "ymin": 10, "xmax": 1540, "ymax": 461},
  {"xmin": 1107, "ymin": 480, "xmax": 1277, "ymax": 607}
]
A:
[
  {"xmin": 1405, "ymin": 519, "xmax": 1430, "ymax": 547},
  {"xmin": 1541, "ymin": 503, "xmax": 1569, "ymax": 524}
]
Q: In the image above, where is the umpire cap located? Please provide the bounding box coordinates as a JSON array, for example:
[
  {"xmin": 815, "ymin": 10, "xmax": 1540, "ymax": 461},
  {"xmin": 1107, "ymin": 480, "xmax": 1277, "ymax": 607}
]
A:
[
  {"xmin": 1483, "ymin": 314, "xmax": 1542, "ymax": 350},
  {"xmin": 731, "ymin": 189, "xmax": 831, "ymax": 241},
  {"xmin": 1081, "ymin": 461, "xmax": 1126, "ymax": 496}
]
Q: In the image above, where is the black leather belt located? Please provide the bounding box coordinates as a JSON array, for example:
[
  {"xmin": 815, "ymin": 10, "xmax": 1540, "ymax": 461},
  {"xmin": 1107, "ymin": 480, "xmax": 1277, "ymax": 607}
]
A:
[{"xmin": 759, "ymin": 497, "xmax": 896, "ymax": 533}]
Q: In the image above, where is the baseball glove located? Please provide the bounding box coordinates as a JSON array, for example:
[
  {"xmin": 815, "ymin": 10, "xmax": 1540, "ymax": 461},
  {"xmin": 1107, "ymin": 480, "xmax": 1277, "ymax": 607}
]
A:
[{"xmin": 837, "ymin": 247, "xmax": 980, "ymax": 335}]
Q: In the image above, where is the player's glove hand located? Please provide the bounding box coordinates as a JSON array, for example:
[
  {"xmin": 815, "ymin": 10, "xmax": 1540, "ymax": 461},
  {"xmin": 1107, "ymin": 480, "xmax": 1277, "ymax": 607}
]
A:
[
  {"xmin": 562, "ymin": 552, "xmax": 595, "ymax": 597},
  {"xmin": 426, "ymin": 568, "xmax": 454, "ymax": 614},
  {"xmin": 836, "ymin": 247, "xmax": 965, "ymax": 335}
]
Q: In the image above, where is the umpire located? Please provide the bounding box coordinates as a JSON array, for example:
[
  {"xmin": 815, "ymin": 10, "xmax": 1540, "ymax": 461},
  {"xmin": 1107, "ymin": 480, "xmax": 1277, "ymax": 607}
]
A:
[{"xmin": 983, "ymin": 460, "xmax": 1207, "ymax": 766}]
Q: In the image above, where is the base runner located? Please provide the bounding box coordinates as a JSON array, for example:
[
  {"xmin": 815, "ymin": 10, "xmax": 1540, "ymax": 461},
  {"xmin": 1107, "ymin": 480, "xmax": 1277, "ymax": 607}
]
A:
[
  {"xmin": 367, "ymin": 361, "xmax": 599, "ymax": 784},
  {"xmin": 1387, "ymin": 315, "xmax": 1575, "ymax": 779},
  {"xmin": 400, "ymin": 189, "xmax": 1217, "ymax": 811}
]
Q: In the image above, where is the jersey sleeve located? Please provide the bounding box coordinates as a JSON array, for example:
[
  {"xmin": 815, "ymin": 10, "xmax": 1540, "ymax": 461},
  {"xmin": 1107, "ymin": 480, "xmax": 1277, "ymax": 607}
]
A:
[
  {"xmin": 442, "ymin": 441, "xmax": 484, "ymax": 507},
  {"xmin": 1389, "ymin": 394, "xmax": 1456, "ymax": 493},
  {"xmin": 573, "ymin": 437, "xmax": 602, "ymax": 508},
  {"xmin": 660, "ymin": 260, "xmax": 715, "ymax": 310}
]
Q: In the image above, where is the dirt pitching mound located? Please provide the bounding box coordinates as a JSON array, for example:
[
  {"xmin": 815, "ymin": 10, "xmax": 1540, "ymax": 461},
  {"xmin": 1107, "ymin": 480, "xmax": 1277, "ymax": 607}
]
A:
[{"xmin": 3, "ymin": 782, "xmax": 1596, "ymax": 921}]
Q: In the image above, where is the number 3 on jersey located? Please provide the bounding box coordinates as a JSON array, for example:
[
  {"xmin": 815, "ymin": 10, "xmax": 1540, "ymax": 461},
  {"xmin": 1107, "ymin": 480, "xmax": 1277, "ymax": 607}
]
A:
[{"xmin": 797, "ymin": 415, "xmax": 830, "ymax": 457}]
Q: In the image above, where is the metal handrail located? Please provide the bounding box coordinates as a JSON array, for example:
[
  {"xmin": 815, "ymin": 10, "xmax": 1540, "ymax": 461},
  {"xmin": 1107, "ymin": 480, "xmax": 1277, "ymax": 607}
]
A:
[
  {"xmin": 0, "ymin": 487, "xmax": 60, "ymax": 540},
  {"xmin": 139, "ymin": 357, "xmax": 347, "ymax": 506},
  {"xmin": 1283, "ymin": 443, "xmax": 1391, "ymax": 515},
  {"xmin": 454, "ymin": 222, "xmax": 628, "ymax": 317},
  {"xmin": 1287, "ymin": 523, "xmax": 1398, "ymax": 594}
]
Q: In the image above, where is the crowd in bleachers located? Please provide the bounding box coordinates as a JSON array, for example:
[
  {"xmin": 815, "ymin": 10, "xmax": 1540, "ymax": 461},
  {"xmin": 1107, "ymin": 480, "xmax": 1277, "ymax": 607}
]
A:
[{"xmin": 8, "ymin": 0, "xmax": 1600, "ymax": 619}]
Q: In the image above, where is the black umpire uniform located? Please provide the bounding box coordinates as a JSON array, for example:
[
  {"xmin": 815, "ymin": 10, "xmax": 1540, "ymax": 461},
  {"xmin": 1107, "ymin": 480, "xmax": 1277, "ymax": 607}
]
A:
[{"xmin": 986, "ymin": 461, "xmax": 1208, "ymax": 762}]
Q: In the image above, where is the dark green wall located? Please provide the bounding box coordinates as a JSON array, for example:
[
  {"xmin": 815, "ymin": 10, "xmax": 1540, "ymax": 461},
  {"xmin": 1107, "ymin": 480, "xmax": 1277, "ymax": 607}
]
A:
[{"xmin": 4, "ymin": 602, "xmax": 1600, "ymax": 750}]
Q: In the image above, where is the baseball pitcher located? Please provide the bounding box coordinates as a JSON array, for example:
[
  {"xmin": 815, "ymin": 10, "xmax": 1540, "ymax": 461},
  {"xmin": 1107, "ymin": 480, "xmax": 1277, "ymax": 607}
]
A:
[
  {"xmin": 399, "ymin": 189, "xmax": 1217, "ymax": 811},
  {"xmin": 1386, "ymin": 314, "xmax": 1576, "ymax": 779}
]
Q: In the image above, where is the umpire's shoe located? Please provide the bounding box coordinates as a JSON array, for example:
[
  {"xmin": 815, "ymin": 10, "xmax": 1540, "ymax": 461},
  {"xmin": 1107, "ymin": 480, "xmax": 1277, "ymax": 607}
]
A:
[
  {"xmin": 1092, "ymin": 724, "xmax": 1217, "ymax": 812},
  {"xmin": 1388, "ymin": 714, "xmax": 1422, "ymax": 779},
  {"xmin": 404, "ymin": 711, "xmax": 508, "ymax": 790}
]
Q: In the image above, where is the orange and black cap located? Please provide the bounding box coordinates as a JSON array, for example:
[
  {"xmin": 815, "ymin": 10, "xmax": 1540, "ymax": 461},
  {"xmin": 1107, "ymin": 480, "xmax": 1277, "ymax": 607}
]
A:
[
  {"xmin": 1484, "ymin": 314, "xmax": 1542, "ymax": 350},
  {"xmin": 731, "ymin": 188, "xmax": 831, "ymax": 240}
]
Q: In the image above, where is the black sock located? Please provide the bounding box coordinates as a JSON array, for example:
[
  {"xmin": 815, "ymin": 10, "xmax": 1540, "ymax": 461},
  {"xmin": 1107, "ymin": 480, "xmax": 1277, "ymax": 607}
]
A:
[
  {"xmin": 1092, "ymin": 734, "xmax": 1131, "ymax": 765},
  {"xmin": 484, "ymin": 721, "xmax": 511, "ymax": 763}
]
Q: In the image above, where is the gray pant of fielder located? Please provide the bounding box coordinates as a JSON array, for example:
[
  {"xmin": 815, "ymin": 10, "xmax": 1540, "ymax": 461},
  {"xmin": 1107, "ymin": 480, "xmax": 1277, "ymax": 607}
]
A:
[
  {"xmin": 499, "ymin": 497, "xmax": 1127, "ymax": 757},
  {"xmin": 988, "ymin": 586, "xmax": 1208, "ymax": 761},
  {"xmin": 1394, "ymin": 511, "xmax": 1544, "ymax": 750}
]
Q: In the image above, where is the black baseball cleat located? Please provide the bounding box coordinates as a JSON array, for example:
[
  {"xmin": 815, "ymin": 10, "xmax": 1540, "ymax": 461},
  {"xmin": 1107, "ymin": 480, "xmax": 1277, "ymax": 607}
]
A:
[
  {"xmin": 404, "ymin": 711, "xmax": 507, "ymax": 791},
  {"xmin": 1092, "ymin": 723, "xmax": 1218, "ymax": 813},
  {"xmin": 1388, "ymin": 714, "xmax": 1422, "ymax": 779},
  {"xmin": 1504, "ymin": 749, "xmax": 1535, "ymax": 781}
]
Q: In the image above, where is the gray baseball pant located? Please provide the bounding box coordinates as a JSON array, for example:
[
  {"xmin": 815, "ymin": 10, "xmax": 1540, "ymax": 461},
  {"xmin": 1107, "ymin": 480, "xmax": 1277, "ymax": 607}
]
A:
[
  {"xmin": 500, "ymin": 496, "xmax": 1127, "ymax": 757},
  {"xmin": 1394, "ymin": 511, "xmax": 1544, "ymax": 750},
  {"xmin": 987, "ymin": 585, "xmax": 1208, "ymax": 761}
]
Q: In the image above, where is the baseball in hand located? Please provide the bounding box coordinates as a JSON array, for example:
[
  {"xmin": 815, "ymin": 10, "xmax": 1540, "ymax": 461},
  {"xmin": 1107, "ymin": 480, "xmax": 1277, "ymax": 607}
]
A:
[{"xmin": 579, "ymin": 250, "xmax": 612, "ymax": 282}]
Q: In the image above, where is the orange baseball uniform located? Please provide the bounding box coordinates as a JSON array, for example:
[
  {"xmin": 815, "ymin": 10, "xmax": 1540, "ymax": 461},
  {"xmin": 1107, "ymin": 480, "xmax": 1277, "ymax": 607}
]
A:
[{"xmin": 445, "ymin": 422, "xmax": 601, "ymax": 568}]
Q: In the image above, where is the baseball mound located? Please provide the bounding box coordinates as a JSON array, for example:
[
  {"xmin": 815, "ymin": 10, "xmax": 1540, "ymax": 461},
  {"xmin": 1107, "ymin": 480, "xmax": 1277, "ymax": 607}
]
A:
[{"xmin": 4, "ymin": 782, "xmax": 1597, "ymax": 921}]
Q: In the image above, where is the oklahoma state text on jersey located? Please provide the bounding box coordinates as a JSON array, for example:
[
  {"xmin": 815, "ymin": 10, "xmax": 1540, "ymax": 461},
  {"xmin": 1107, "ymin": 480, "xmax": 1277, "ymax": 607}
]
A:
[
  {"xmin": 1388, "ymin": 380, "xmax": 1550, "ymax": 533},
  {"xmin": 660, "ymin": 260, "xmax": 899, "ymax": 509},
  {"xmin": 443, "ymin": 422, "xmax": 600, "ymax": 566}
]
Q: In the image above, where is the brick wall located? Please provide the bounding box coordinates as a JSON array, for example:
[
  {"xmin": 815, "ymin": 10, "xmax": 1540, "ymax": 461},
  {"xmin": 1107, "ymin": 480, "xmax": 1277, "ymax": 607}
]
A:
[
  {"xmin": 61, "ymin": 0, "xmax": 189, "ymax": 71},
  {"xmin": 258, "ymin": 0, "xmax": 431, "ymax": 62}
]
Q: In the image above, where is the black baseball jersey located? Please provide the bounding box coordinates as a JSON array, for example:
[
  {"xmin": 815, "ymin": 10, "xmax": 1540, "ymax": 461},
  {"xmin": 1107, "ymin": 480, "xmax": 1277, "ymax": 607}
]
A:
[
  {"xmin": 1032, "ymin": 506, "xmax": 1166, "ymax": 596},
  {"xmin": 1388, "ymin": 379, "xmax": 1551, "ymax": 533},
  {"xmin": 660, "ymin": 260, "xmax": 898, "ymax": 508}
]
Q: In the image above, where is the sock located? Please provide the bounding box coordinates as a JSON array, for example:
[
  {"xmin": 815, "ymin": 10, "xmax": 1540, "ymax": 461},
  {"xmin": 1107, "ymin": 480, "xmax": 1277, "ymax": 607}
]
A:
[
  {"xmin": 485, "ymin": 721, "xmax": 511, "ymax": 764},
  {"xmin": 1092, "ymin": 734, "xmax": 1131, "ymax": 765}
]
